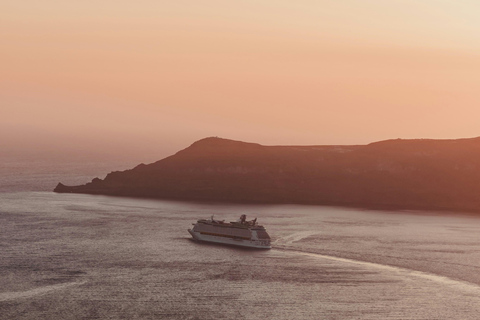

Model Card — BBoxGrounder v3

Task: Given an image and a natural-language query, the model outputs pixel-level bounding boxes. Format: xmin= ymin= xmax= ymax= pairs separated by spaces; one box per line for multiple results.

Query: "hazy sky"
xmin=2 ymin=1 xmax=480 ymax=160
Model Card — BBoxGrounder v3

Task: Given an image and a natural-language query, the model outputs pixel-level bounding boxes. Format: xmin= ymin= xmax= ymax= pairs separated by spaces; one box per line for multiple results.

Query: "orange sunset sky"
xmin=2 ymin=1 xmax=480 ymax=160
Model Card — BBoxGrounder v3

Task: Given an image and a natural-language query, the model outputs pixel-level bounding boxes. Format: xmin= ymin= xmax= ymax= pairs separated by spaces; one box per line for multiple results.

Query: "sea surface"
xmin=2 ymin=159 xmax=480 ymax=319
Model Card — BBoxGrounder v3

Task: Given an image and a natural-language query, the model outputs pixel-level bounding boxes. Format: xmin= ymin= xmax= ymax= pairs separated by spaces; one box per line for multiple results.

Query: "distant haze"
xmin=2 ymin=1 xmax=480 ymax=162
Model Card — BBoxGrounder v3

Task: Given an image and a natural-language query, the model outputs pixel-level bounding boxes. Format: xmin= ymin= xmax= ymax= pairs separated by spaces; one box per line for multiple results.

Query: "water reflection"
xmin=2 ymin=192 xmax=480 ymax=319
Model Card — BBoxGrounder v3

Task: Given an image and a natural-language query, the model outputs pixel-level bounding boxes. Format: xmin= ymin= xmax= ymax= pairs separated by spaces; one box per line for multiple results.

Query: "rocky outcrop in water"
xmin=54 ymin=136 xmax=480 ymax=212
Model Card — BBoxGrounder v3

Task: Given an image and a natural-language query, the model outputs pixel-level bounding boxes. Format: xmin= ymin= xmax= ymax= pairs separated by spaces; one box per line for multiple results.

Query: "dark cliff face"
xmin=54 ymin=136 xmax=480 ymax=212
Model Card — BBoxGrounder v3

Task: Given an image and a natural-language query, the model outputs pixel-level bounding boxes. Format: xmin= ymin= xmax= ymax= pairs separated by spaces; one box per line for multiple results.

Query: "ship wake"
xmin=277 ymin=248 xmax=480 ymax=295
xmin=0 ymin=281 xmax=87 ymax=302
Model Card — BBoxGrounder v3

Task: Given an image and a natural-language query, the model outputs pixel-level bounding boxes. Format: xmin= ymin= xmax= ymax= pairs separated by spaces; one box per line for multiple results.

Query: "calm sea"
xmin=2 ymin=158 xmax=480 ymax=319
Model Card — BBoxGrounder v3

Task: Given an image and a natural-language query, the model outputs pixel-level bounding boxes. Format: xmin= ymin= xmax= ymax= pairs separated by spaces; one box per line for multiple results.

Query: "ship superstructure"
xmin=188 ymin=214 xmax=271 ymax=249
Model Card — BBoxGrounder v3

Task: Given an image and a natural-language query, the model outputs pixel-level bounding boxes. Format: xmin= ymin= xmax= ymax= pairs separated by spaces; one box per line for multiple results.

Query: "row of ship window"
xmin=198 ymin=225 xmax=251 ymax=237
xmin=199 ymin=232 xmax=251 ymax=240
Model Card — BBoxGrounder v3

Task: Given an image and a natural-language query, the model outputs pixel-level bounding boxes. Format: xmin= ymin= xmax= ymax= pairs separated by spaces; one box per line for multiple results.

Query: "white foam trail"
xmin=274 ymin=231 xmax=320 ymax=245
xmin=291 ymin=250 xmax=480 ymax=294
xmin=0 ymin=281 xmax=86 ymax=302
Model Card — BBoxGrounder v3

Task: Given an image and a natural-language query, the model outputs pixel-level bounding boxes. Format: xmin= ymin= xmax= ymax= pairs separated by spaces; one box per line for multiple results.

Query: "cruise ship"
xmin=188 ymin=214 xmax=271 ymax=249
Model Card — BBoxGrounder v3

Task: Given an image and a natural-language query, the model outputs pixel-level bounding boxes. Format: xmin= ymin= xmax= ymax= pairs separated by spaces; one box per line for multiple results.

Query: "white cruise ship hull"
xmin=188 ymin=229 xmax=271 ymax=249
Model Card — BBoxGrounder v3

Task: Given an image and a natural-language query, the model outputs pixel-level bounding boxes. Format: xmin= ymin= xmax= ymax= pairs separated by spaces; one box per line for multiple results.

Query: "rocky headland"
xmin=55 ymin=136 xmax=480 ymax=213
